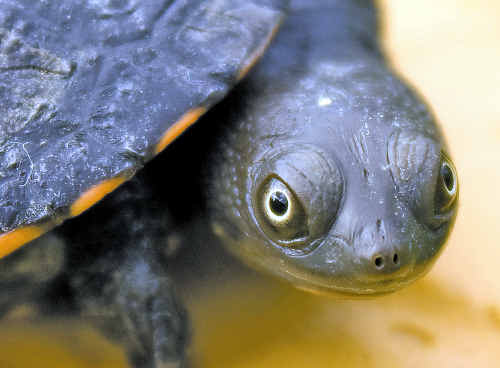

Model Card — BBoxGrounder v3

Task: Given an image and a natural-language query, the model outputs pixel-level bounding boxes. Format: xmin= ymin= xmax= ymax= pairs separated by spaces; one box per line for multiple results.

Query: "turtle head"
xmin=209 ymin=63 xmax=458 ymax=296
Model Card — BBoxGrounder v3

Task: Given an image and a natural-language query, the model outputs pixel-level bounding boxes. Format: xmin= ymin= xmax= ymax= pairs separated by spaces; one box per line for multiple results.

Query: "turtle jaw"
xmin=288 ymin=273 xmax=419 ymax=298
xmin=287 ymin=249 xmax=441 ymax=298
xmin=292 ymin=220 xmax=451 ymax=296
xmin=278 ymin=246 xmax=436 ymax=298
xmin=211 ymin=206 xmax=453 ymax=297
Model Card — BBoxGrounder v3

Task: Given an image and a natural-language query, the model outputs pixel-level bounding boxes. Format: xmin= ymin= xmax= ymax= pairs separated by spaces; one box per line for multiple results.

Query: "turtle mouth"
xmin=283 ymin=267 xmax=422 ymax=297
xmin=293 ymin=278 xmax=416 ymax=297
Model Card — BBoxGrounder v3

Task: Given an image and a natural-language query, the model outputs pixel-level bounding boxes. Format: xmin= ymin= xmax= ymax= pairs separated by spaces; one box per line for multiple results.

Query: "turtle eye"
xmin=267 ymin=190 xmax=289 ymax=219
xmin=257 ymin=177 xmax=308 ymax=245
xmin=435 ymin=154 xmax=458 ymax=213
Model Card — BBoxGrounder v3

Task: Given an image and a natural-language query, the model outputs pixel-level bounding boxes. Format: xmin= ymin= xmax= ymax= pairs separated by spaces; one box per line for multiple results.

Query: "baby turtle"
xmin=0 ymin=0 xmax=458 ymax=366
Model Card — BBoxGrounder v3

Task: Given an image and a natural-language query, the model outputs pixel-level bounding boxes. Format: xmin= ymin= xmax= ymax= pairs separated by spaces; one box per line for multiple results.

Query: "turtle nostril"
xmin=372 ymin=252 xmax=402 ymax=271
xmin=374 ymin=255 xmax=384 ymax=269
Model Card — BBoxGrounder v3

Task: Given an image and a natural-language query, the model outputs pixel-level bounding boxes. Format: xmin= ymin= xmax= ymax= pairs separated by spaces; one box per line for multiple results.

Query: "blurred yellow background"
xmin=1 ymin=0 xmax=499 ymax=367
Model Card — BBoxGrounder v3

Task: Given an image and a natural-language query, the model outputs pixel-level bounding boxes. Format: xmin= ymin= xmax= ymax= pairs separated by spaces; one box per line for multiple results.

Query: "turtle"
xmin=0 ymin=0 xmax=459 ymax=367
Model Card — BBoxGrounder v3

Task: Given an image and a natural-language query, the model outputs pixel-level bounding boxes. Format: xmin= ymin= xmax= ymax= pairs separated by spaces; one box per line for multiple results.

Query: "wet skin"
xmin=208 ymin=0 xmax=458 ymax=295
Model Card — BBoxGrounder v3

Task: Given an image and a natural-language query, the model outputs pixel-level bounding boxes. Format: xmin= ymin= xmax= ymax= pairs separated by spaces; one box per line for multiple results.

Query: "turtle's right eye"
xmin=267 ymin=190 xmax=289 ymax=218
xmin=250 ymin=146 xmax=343 ymax=251
xmin=256 ymin=177 xmax=309 ymax=245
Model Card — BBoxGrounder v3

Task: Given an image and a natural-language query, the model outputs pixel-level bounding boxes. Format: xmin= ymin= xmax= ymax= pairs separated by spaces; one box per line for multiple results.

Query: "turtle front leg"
xmin=58 ymin=177 xmax=189 ymax=367
xmin=78 ymin=251 xmax=188 ymax=368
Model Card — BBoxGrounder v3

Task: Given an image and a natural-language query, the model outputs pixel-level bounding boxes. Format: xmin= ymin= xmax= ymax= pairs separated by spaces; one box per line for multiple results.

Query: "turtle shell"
xmin=0 ymin=0 xmax=286 ymax=258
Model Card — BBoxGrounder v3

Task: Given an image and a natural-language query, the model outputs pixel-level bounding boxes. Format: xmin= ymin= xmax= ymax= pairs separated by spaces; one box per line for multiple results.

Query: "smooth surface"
xmin=0 ymin=0 xmax=499 ymax=366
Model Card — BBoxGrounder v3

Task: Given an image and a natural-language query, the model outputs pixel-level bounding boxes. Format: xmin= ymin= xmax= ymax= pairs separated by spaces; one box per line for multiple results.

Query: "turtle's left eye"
xmin=435 ymin=154 xmax=458 ymax=213
xmin=256 ymin=177 xmax=308 ymax=245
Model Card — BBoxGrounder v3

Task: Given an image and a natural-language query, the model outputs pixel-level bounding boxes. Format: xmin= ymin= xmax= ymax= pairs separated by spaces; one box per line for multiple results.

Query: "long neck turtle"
xmin=0 ymin=0 xmax=458 ymax=366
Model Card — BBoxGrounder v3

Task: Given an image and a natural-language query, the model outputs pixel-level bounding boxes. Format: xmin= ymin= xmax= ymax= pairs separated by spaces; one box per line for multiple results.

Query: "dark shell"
xmin=0 ymin=0 xmax=286 ymax=254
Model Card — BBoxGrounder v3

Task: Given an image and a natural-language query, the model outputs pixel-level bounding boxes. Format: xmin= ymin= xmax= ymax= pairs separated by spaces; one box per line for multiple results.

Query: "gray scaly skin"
xmin=208 ymin=0 xmax=458 ymax=295
xmin=0 ymin=0 xmax=458 ymax=367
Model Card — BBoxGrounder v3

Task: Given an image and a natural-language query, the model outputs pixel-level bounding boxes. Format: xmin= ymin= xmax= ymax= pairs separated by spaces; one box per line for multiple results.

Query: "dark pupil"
xmin=269 ymin=191 xmax=288 ymax=216
xmin=441 ymin=163 xmax=454 ymax=192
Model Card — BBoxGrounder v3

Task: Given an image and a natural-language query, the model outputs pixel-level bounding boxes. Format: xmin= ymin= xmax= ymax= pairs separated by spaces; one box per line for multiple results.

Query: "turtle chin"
xmin=285 ymin=266 xmax=425 ymax=298
xmin=271 ymin=236 xmax=447 ymax=298
xmin=212 ymin=221 xmax=447 ymax=298
xmin=258 ymin=258 xmax=428 ymax=298
xmin=248 ymin=255 xmax=434 ymax=298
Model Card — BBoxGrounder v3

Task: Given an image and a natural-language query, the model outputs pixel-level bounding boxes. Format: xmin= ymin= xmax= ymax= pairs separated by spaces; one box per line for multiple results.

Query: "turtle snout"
xmin=358 ymin=243 xmax=413 ymax=283
xmin=354 ymin=217 xmax=415 ymax=280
